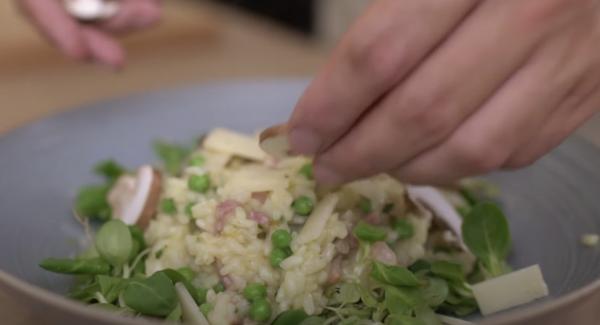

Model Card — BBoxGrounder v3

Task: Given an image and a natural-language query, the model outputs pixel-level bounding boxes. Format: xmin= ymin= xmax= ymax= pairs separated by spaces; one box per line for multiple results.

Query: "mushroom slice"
xmin=259 ymin=123 xmax=292 ymax=158
xmin=407 ymin=185 xmax=466 ymax=250
xmin=108 ymin=165 xmax=162 ymax=229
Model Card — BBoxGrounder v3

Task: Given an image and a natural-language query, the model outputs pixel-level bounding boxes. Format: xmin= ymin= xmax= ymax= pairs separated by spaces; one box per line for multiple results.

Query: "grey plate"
xmin=0 ymin=79 xmax=599 ymax=325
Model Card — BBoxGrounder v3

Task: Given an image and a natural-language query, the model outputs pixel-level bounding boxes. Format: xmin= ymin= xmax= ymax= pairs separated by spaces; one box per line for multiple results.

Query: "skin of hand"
xmin=16 ymin=0 xmax=162 ymax=68
xmin=288 ymin=0 xmax=600 ymax=185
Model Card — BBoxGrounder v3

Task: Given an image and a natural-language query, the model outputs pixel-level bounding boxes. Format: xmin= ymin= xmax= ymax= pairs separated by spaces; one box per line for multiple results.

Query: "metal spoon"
xmin=63 ymin=0 xmax=119 ymax=21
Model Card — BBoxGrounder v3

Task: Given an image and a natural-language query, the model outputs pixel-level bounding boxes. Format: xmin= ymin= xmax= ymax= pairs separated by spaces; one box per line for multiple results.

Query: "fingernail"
xmin=314 ymin=163 xmax=344 ymax=185
xmin=289 ymin=128 xmax=322 ymax=155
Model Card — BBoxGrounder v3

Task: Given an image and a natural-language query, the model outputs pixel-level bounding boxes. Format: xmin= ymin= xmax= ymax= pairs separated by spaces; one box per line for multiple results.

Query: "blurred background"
xmin=0 ymin=0 xmax=369 ymax=134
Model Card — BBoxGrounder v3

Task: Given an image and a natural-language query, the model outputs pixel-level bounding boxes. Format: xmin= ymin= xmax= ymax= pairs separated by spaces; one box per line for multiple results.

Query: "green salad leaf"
xmin=95 ymin=220 xmax=133 ymax=268
xmin=75 ymin=185 xmax=111 ymax=221
xmin=39 ymin=258 xmax=110 ymax=275
xmin=371 ymin=262 xmax=420 ymax=287
xmin=461 ymin=202 xmax=511 ymax=278
xmin=421 ymin=277 xmax=449 ymax=308
xmin=272 ymin=309 xmax=309 ymax=325
xmin=123 ymin=271 xmax=178 ymax=317
xmin=153 ymin=141 xmax=191 ymax=176
xmin=94 ymin=160 xmax=126 ymax=183
xmin=97 ymin=275 xmax=128 ymax=304
xmin=430 ymin=261 xmax=464 ymax=283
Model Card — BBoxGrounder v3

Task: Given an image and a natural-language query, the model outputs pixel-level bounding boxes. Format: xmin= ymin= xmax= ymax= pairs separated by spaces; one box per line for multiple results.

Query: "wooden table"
xmin=0 ymin=0 xmax=324 ymax=134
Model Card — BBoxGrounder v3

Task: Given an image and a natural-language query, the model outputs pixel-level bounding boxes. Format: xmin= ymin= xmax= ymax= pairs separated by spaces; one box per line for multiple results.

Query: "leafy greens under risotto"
xmin=40 ymin=128 xmax=548 ymax=325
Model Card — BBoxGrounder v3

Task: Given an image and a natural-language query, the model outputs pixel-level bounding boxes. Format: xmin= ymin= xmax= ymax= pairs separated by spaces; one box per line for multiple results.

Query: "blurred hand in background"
xmin=17 ymin=0 xmax=162 ymax=68
xmin=290 ymin=0 xmax=600 ymax=185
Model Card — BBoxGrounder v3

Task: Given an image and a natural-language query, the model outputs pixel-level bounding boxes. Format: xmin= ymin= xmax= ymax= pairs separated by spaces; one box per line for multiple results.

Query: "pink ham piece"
xmin=364 ymin=213 xmax=383 ymax=225
xmin=248 ymin=211 xmax=270 ymax=225
xmin=327 ymin=256 xmax=344 ymax=285
xmin=215 ymin=200 xmax=241 ymax=233
xmin=371 ymin=241 xmax=398 ymax=265
xmin=251 ymin=191 xmax=270 ymax=204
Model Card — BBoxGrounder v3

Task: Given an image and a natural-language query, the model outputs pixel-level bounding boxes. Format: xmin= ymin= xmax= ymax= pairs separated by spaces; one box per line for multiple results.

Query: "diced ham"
xmin=251 ymin=191 xmax=270 ymax=204
xmin=215 ymin=200 xmax=240 ymax=233
xmin=364 ymin=213 xmax=382 ymax=225
xmin=371 ymin=241 xmax=398 ymax=265
xmin=222 ymin=275 xmax=235 ymax=290
xmin=248 ymin=210 xmax=270 ymax=225
xmin=327 ymin=256 xmax=344 ymax=285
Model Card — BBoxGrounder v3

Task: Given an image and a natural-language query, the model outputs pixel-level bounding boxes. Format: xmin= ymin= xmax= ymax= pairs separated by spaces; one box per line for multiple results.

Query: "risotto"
xmin=40 ymin=128 xmax=548 ymax=325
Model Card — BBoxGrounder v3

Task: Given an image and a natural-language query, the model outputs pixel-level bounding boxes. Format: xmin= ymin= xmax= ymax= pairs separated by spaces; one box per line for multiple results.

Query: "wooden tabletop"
xmin=0 ymin=0 xmax=324 ymax=134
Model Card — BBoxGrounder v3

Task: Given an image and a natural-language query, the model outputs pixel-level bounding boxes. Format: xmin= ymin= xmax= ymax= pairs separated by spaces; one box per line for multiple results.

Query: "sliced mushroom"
xmin=407 ymin=185 xmax=467 ymax=250
xmin=259 ymin=123 xmax=292 ymax=158
xmin=108 ymin=165 xmax=162 ymax=229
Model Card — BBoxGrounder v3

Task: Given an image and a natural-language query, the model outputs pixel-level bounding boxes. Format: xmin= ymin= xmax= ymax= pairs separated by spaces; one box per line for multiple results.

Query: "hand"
xmin=288 ymin=0 xmax=600 ymax=185
xmin=17 ymin=0 xmax=162 ymax=68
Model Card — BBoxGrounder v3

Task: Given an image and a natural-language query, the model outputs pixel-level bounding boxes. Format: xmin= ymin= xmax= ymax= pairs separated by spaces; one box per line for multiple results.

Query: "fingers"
xmin=287 ymin=0 xmax=478 ymax=155
xmin=101 ymin=0 xmax=162 ymax=33
xmin=313 ymin=0 xmax=550 ymax=184
xmin=81 ymin=27 xmax=126 ymax=68
xmin=18 ymin=0 xmax=87 ymax=59
xmin=392 ymin=20 xmax=600 ymax=184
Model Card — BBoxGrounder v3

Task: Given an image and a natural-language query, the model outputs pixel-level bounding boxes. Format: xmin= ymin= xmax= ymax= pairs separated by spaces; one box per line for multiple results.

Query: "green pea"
xmin=188 ymin=174 xmax=210 ymax=193
xmin=161 ymin=198 xmax=177 ymax=215
xmin=353 ymin=221 xmax=387 ymax=243
xmin=213 ymin=282 xmax=225 ymax=293
xmin=249 ymin=299 xmax=272 ymax=322
xmin=199 ymin=303 xmax=213 ymax=316
xmin=271 ymin=229 xmax=292 ymax=249
xmin=185 ymin=203 xmax=195 ymax=218
xmin=189 ymin=154 xmax=206 ymax=167
xmin=358 ymin=197 xmax=372 ymax=213
xmin=176 ymin=267 xmax=196 ymax=282
xmin=292 ymin=196 xmax=314 ymax=216
xmin=270 ymin=248 xmax=289 ymax=268
xmin=298 ymin=163 xmax=313 ymax=179
xmin=196 ymin=288 xmax=209 ymax=305
xmin=393 ymin=219 xmax=414 ymax=240
xmin=244 ymin=283 xmax=267 ymax=302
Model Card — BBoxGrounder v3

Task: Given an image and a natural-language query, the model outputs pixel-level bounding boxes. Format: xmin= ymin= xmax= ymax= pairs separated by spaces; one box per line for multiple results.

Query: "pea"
xmin=292 ymin=196 xmax=314 ymax=216
xmin=298 ymin=163 xmax=313 ymax=179
xmin=249 ymin=299 xmax=272 ymax=322
xmin=358 ymin=197 xmax=372 ymax=213
xmin=188 ymin=174 xmax=210 ymax=193
xmin=196 ymin=287 xmax=209 ymax=305
xmin=185 ymin=203 xmax=195 ymax=218
xmin=161 ymin=198 xmax=177 ymax=215
xmin=353 ymin=221 xmax=387 ymax=243
xmin=270 ymin=248 xmax=289 ymax=268
xmin=177 ymin=267 xmax=196 ymax=282
xmin=199 ymin=303 xmax=213 ymax=316
xmin=271 ymin=229 xmax=292 ymax=249
xmin=393 ymin=219 xmax=414 ymax=240
xmin=189 ymin=154 xmax=206 ymax=167
xmin=244 ymin=283 xmax=267 ymax=302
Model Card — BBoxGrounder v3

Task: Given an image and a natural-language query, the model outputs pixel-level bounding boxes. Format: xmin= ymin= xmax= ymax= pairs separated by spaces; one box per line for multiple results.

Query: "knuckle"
xmin=396 ymin=93 xmax=453 ymax=140
xmin=511 ymin=0 xmax=574 ymax=29
xmin=344 ymin=21 xmax=405 ymax=86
